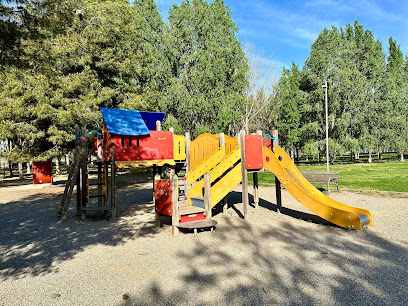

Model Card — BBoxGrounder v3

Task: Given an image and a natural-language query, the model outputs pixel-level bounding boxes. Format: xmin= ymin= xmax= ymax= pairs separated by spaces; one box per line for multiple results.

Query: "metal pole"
xmin=323 ymin=80 xmax=329 ymax=171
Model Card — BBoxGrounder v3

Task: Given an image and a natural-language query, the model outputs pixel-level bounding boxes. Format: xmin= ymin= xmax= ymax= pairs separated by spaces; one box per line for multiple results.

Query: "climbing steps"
xmin=82 ymin=160 xmax=110 ymax=214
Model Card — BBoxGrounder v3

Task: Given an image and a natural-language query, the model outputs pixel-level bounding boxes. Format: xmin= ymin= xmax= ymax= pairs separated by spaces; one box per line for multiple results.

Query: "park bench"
xmin=301 ymin=171 xmax=339 ymax=194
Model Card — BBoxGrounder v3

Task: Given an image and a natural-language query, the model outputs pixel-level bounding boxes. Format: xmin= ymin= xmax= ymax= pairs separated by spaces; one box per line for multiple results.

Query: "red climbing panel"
xmin=104 ymin=131 xmax=174 ymax=162
xmin=32 ymin=159 xmax=53 ymax=184
xmin=263 ymin=137 xmax=273 ymax=150
xmin=154 ymin=179 xmax=173 ymax=216
xmin=244 ymin=135 xmax=264 ymax=170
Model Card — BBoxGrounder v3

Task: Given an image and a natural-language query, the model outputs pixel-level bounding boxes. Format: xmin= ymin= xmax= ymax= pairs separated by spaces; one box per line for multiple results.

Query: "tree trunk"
xmin=401 ymin=152 xmax=405 ymax=162
xmin=355 ymin=152 xmax=359 ymax=160
xmin=18 ymin=162 xmax=24 ymax=179
xmin=55 ymin=157 xmax=61 ymax=175
xmin=290 ymin=149 xmax=295 ymax=161
xmin=295 ymin=148 xmax=299 ymax=163
xmin=318 ymin=152 xmax=321 ymax=163
xmin=26 ymin=161 xmax=32 ymax=174
xmin=368 ymin=151 xmax=372 ymax=163
xmin=65 ymin=154 xmax=70 ymax=168
xmin=8 ymin=160 xmax=13 ymax=177
xmin=350 ymin=152 xmax=353 ymax=161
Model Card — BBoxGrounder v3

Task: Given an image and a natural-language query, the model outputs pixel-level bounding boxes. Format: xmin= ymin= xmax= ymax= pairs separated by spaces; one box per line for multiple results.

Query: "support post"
xmin=218 ymin=133 xmax=228 ymax=213
xmin=204 ymin=172 xmax=212 ymax=219
xmin=111 ymin=137 xmax=116 ymax=219
xmin=272 ymin=130 xmax=279 ymax=149
xmin=81 ymin=127 xmax=87 ymax=220
xmin=239 ymin=130 xmax=249 ymax=219
xmin=169 ymin=128 xmax=175 ymax=177
xmin=185 ymin=132 xmax=191 ymax=199
xmin=156 ymin=120 xmax=161 ymax=131
xmin=75 ymin=129 xmax=81 ymax=216
xmin=185 ymin=132 xmax=191 ymax=173
xmin=171 ymin=174 xmax=179 ymax=236
xmin=272 ymin=130 xmax=282 ymax=212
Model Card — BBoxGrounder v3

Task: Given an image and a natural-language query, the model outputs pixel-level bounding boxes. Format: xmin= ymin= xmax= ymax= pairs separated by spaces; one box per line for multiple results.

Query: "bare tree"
xmin=232 ymin=42 xmax=277 ymax=135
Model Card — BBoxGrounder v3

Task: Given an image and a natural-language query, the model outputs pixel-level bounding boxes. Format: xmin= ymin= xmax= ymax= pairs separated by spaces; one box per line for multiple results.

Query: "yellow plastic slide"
xmin=263 ymin=146 xmax=372 ymax=230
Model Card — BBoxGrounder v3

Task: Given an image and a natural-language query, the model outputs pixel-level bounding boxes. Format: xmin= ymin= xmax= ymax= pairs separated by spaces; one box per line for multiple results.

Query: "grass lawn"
xmin=249 ymin=161 xmax=408 ymax=193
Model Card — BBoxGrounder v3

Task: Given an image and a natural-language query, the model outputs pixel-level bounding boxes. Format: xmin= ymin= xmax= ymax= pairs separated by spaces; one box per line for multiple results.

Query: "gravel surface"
xmin=0 ymin=174 xmax=407 ymax=305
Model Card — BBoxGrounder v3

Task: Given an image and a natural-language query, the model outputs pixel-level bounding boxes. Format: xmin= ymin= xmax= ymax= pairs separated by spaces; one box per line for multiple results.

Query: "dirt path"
xmin=0 ymin=175 xmax=407 ymax=305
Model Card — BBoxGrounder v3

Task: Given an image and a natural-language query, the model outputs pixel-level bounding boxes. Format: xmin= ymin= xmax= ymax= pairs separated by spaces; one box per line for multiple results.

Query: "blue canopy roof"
xmin=99 ymin=108 xmax=148 ymax=136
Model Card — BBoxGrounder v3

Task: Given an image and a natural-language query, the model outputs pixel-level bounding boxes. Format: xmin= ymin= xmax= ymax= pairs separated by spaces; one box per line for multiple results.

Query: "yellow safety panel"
xmin=173 ymin=135 xmax=186 ymax=160
xmin=273 ymin=146 xmax=373 ymax=226
xmin=187 ymin=146 xmax=226 ymax=185
xmin=210 ymin=162 xmax=242 ymax=207
xmin=225 ymin=135 xmax=238 ymax=154
xmin=190 ymin=133 xmax=220 ymax=168
xmin=187 ymin=147 xmax=241 ymax=205
xmin=263 ymin=147 xmax=372 ymax=230
xmin=115 ymin=159 xmax=175 ymax=168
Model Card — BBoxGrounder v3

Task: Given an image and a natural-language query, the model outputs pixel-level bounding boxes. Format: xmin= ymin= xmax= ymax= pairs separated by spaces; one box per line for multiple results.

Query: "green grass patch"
xmin=249 ymin=161 xmax=408 ymax=193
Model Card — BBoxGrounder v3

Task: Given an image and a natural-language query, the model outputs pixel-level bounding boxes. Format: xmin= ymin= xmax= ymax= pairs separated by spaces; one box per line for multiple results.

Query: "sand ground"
xmin=0 ymin=173 xmax=407 ymax=305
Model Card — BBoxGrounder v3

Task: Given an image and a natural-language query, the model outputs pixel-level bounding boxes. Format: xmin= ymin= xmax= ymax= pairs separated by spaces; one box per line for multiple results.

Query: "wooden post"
xmin=272 ymin=130 xmax=282 ymax=212
xmin=156 ymin=120 xmax=161 ymax=131
xmin=154 ymin=174 xmax=161 ymax=227
xmin=239 ymin=130 xmax=249 ymax=219
xmin=169 ymin=128 xmax=175 ymax=177
xmin=253 ymin=130 xmax=262 ymax=209
xmin=204 ymin=172 xmax=212 ymax=220
xmin=185 ymin=132 xmax=191 ymax=173
xmin=103 ymin=162 xmax=108 ymax=207
xmin=171 ymin=174 xmax=179 ymax=236
xmin=185 ymin=132 xmax=191 ymax=198
xmin=76 ymin=168 xmax=81 ymax=216
xmin=218 ymin=133 xmax=228 ymax=214
xmin=81 ymin=127 xmax=87 ymax=220
xmin=111 ymin=137 xmax=116 ymax=219
xmin=272 ymin=130 xmax=279 ymax=149
xmin=75 ymin=129 xmax=81 ymax=216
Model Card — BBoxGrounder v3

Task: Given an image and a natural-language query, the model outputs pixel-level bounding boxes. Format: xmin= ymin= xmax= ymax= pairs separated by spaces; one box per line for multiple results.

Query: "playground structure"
xmin=59 ymin=107 xmax=372 ymax=234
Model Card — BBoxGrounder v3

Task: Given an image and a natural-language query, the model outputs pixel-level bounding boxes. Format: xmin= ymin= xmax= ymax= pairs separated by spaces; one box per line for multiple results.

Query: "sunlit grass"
xmin=249 ymin=161 xmax=408 ymax=193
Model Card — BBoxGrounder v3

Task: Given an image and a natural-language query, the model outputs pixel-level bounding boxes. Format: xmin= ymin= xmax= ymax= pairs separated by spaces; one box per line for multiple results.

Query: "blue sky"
xmin=156 ymin=0 xmax=408 ymax=73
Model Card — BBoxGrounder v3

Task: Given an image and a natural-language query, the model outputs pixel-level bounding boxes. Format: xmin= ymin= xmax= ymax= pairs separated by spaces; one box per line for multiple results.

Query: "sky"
xmin=156 ymin=0 xmax=408 ymax=74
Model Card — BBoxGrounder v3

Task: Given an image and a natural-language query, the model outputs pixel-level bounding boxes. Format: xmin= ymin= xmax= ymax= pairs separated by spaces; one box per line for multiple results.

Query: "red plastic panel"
xmin=245 ymin=135 xmax=264 ymax=170
xmin=154 ymin=179 xmax=173 ymax=216
xmin=263 ymin=137 xmax=272 ymax=150
xmin=111 ymin=131 xmax=173 ymax=162
xmin=33 ymin=159 xmax=53 ymax=184
xmin=180 ymin=213 xmax=206 ymax=223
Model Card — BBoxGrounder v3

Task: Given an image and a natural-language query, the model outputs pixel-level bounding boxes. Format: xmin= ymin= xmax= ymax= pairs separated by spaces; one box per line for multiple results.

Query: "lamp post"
xmin=322 ymin=80 xmax=329 ymax=171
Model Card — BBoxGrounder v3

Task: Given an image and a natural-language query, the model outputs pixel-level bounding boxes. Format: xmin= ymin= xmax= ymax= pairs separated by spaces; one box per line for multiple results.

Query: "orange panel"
xmin=244 ymin=135 xmax=264 ymax=170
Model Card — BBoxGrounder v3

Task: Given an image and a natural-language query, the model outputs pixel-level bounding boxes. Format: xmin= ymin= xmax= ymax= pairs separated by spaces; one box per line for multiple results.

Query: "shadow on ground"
xmin=0 ymin=177 xmax=158 ymax=280
xmin=121 ymin=216 xmax=408 ymax=305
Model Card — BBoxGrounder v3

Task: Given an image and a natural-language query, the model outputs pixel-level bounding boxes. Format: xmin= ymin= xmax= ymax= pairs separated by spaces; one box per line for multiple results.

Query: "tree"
xmin=0 ymin=0 xmax=160 ymax=167
xmin=159 ymin=0 xmax=248 ymax=137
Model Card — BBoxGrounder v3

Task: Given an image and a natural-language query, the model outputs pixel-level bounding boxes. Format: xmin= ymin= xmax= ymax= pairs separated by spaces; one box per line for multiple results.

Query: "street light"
xmin=322 ymin=80 xmax=329 ymax=171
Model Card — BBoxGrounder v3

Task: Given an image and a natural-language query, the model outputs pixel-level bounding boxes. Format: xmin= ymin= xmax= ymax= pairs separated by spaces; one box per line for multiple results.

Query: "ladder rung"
xmin=89 ymin=182 xmax=105 ymax=186
xmin=89 ymin=194 xmax=105 ymax=198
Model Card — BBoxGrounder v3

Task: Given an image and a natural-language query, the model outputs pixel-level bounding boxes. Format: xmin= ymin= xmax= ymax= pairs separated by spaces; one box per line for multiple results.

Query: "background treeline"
xmin=0 ymin=1 xmax=407 ymax=176
xmin=276 ymin=21 xmax=408 ymax=164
